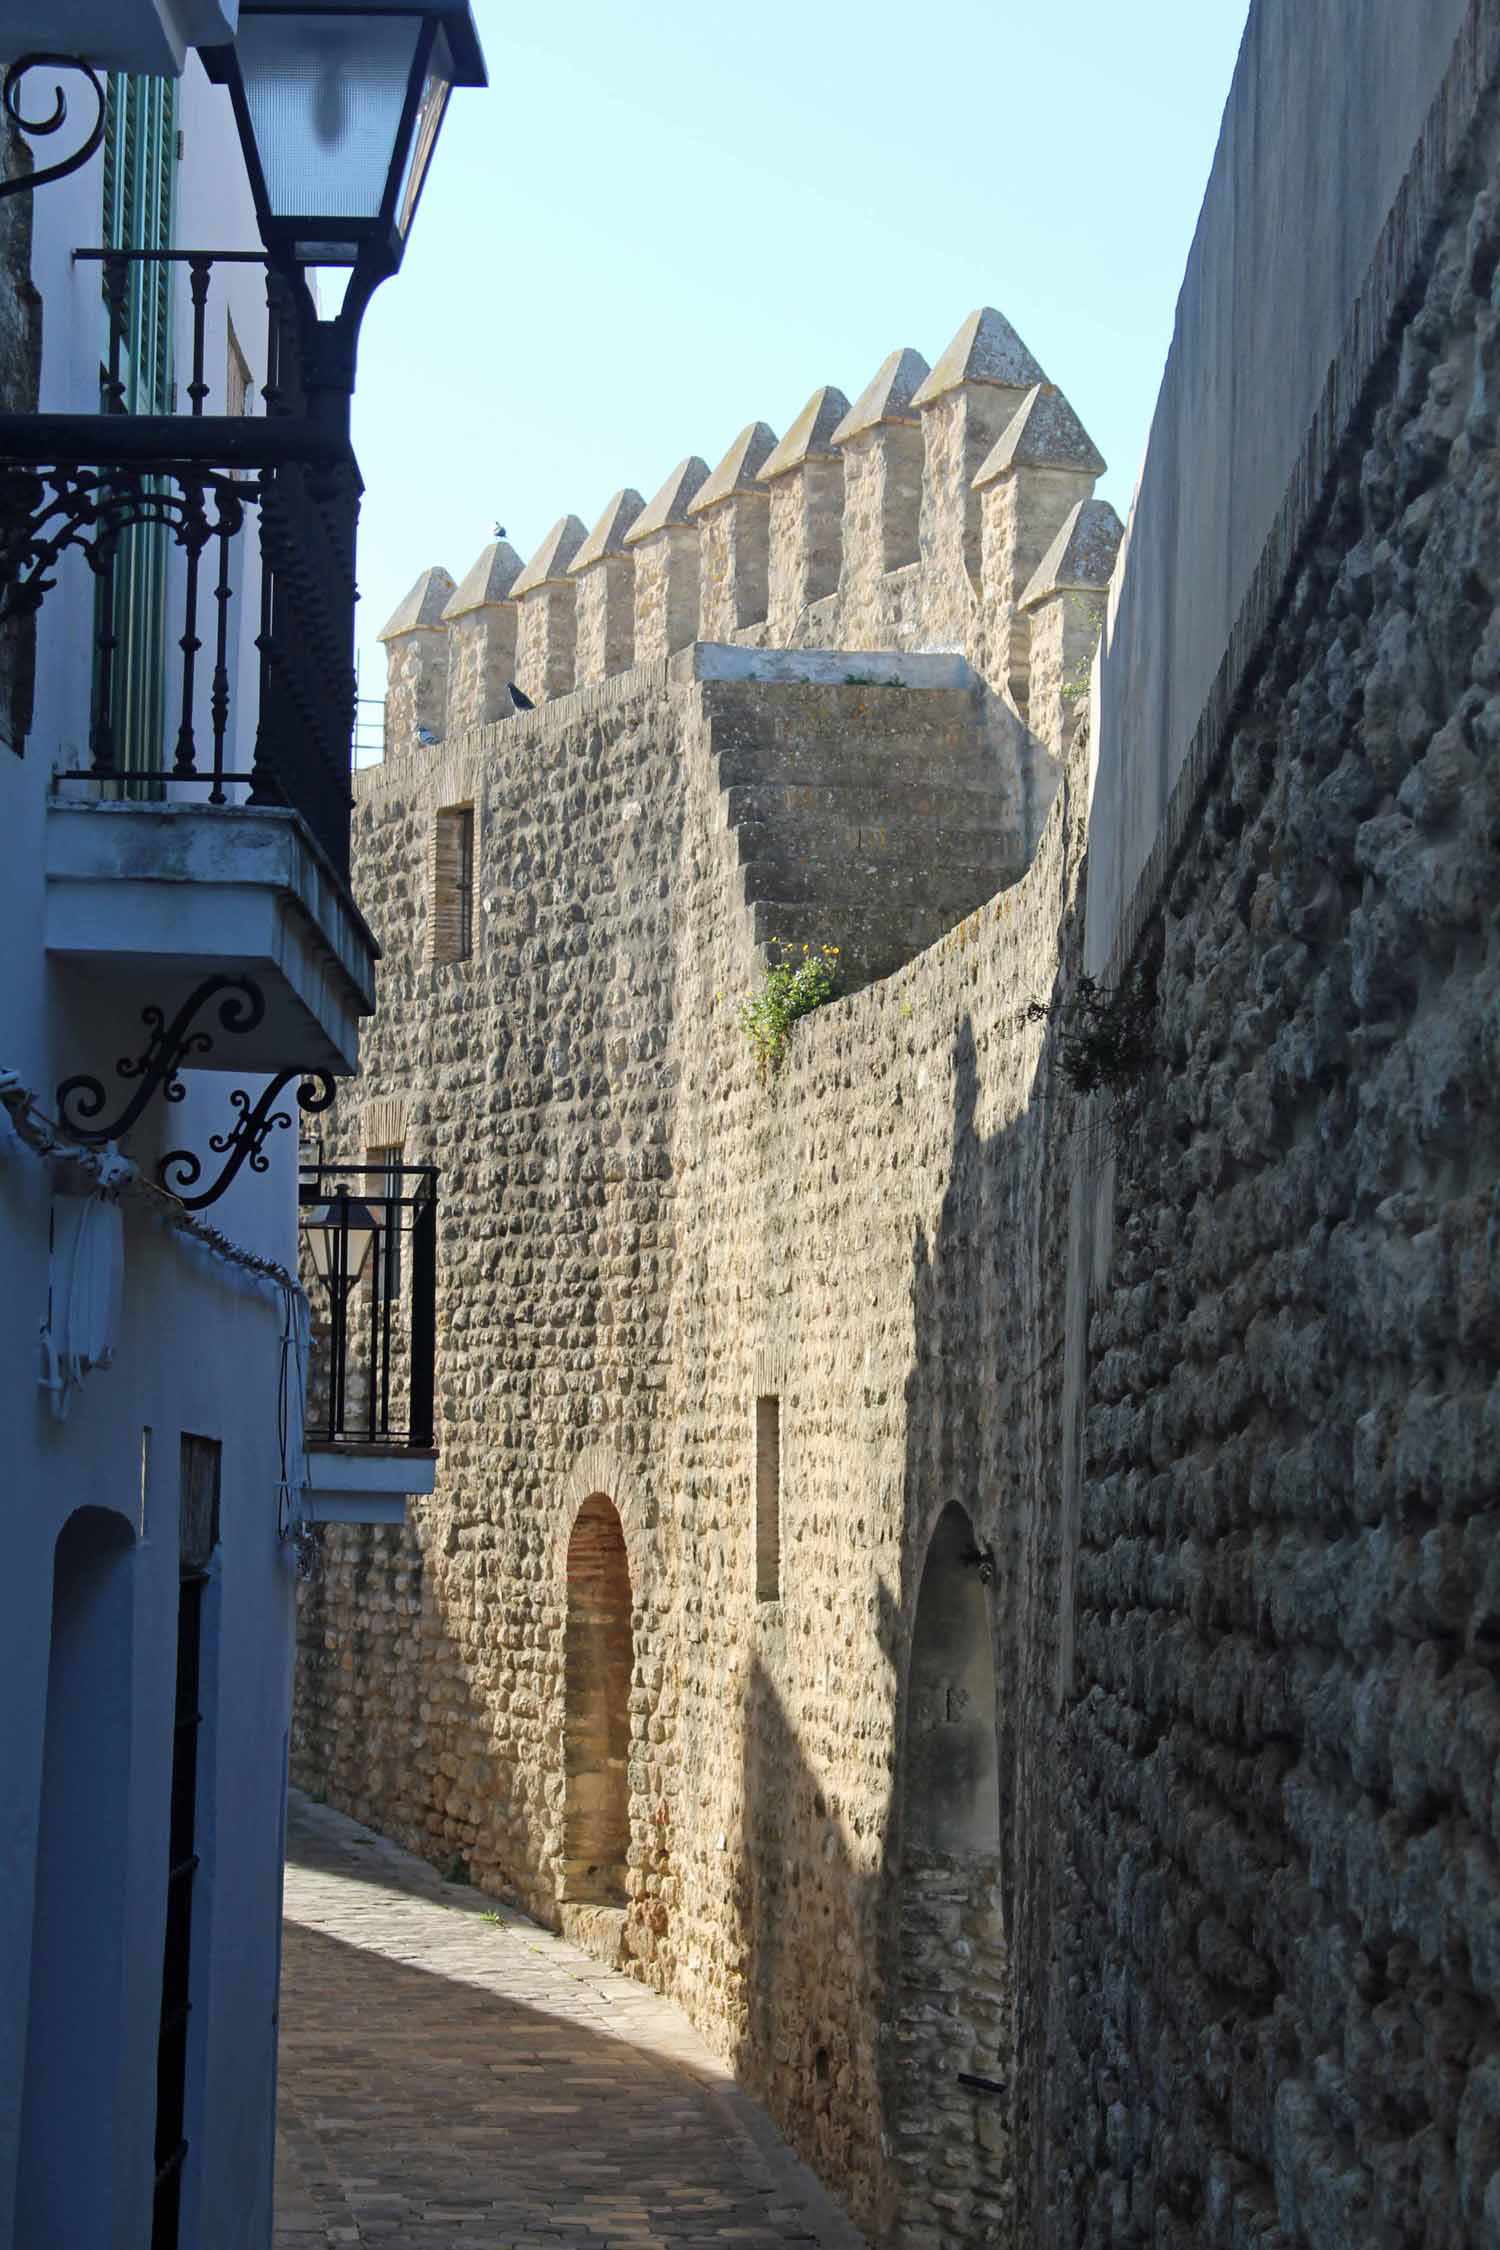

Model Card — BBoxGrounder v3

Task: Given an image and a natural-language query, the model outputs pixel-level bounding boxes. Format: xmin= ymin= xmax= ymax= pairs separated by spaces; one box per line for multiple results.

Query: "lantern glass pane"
xmin=235 ymin=12 xmax=422 ymax=224
xmin=394 ymin=26 xmax=453 ymax=240
xmin=302 ymin=1203 xmax=336 ymax=1283
xmin=345 ymin=1209 xmax=378 ymax=1282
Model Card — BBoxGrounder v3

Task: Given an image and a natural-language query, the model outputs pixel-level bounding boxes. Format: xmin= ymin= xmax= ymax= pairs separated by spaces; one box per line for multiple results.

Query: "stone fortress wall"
xmin=294 ymin=10 xmax=1500 ymax=2247
xmin=297 ymin=304 xmax=1115 ymax=2250
xmin=378 ymin=304 xmax=1117 ymax=878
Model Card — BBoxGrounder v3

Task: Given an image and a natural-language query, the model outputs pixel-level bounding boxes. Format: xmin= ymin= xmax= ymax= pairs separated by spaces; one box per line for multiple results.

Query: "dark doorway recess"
xmin=562 ymin=1494 xmax=633 ymax=1905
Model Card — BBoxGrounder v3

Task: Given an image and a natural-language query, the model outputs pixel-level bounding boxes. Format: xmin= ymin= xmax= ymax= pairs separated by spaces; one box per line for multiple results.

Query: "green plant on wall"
xmin=1061 ymin=657 xmax=1094 ymax=705
xmin=739 ymin=941 xmax=841 ymax=1080
xmin=1024 ymin=967 xmax=1156 ymax=1097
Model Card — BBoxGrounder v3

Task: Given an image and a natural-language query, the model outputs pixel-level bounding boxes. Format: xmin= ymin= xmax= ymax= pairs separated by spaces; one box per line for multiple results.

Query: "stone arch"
xmin=561 ymin=1493 xmax=633 ymax=1906
xmin=562 ymin=1442 xmax=653 ymax=1544
xmin=887 ymin=1501 xmax=1010 ymax=2250
xmin=904 ymin=1500 xmax=1001 ymax=1856
xmin=16 ymin=1506 xmax=136 ymax=2248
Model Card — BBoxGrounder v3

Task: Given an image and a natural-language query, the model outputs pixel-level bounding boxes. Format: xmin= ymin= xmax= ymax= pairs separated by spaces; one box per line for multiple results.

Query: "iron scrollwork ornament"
xmin=56 ymin=974 xmax=266 ymax=1143
xmin=0 ymin=56 xmax=107 ymax=203
xmin=0 ymin=462 xmax=255 ymax=634
xmin=158 ymin=1069 xmax=336 ymax=1211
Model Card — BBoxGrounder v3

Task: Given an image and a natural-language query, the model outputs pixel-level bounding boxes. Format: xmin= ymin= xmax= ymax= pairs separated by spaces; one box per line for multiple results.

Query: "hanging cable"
xmin=0 ymin=1065 xmax=303 ymax=1296
xmin=2 ymin=1064 xmax=315 ymax=1533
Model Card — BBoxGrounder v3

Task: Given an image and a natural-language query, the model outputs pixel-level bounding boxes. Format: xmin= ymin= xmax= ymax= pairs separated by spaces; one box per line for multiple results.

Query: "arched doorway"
xmin=16 ymin=1506 xmax=136 ymax=2249
xmin=889 ymin=1503 xmax=1010 ymax=2249
xmin=906 ymin=1504 xmax=1002 ymax=1854
xmin=562 ymin=1495 xmax=633 ymax=1905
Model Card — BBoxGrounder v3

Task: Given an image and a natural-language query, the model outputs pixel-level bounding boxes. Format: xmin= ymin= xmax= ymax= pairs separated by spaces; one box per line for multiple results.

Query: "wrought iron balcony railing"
xmin=0 ymin=249 xmax=360 ymax=880
xmin=299 ymin=1161 xmax=437 ymax=1453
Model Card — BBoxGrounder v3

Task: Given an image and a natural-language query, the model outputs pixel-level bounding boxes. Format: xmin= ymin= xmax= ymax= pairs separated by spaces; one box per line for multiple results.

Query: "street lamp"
xmin=303 ymin=1186 xmax=380 ymax=1300
xmin=302 ymin=1183 xmax=381 ymax=1437
xmin=203 ymin=0 xmax=486 ymax=417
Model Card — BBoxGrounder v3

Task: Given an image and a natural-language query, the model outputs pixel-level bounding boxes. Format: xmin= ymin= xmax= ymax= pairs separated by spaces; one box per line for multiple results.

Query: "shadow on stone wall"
xmin=880 ymin=881 xmax=1082 ymax=2250
xmin=718 ymin=839 xmax=1085 ymax=2249
xmin=734 ymin=1648 xmax=888 ymax=2215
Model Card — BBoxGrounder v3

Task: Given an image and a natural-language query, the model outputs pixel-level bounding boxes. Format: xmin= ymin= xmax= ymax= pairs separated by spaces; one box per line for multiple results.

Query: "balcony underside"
xmin=46 ymin=800 xmax=377 ymax=1074
xmin=0 ymin=0 xmax=234 ymax=73
xmin=303 ymin=1442 xmax=437 ymax=1526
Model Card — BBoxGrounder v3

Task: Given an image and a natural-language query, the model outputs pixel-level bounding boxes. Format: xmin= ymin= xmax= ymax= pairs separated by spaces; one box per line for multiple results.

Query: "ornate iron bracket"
xmin=0 ymin=56 xmax=106 ymax=203
xmin=0 ymin=460 xmax=255 ymax=632
xmin=159 ymin=1069 xmax=335 ymax=1210
xmin=56 ymin=974 xmax=266 ymax=1142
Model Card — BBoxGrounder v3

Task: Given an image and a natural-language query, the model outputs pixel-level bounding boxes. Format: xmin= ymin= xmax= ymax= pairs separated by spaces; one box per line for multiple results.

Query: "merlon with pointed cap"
xmin=511 ymin=516 xmax=588 ymax=598
xmin=442 ymin=541 xmax=523 ymax=621
xmin=757 ymin=387 xmax=852 ymax=482
xmin=910 ymin=308 xmax=1046 ymax=408
xmin=1020 ymin=499 xmax=1124 ymax=608
xmin=973 ymin=385 xmax=1105 ymax=489
xmin=688 ymin=423 xmax=780 ymax=516
xmin=570 ymin=490 xmax=646 ymax=573
xmin=379 ymin=566 xmax=456 ymax=641
xmin=625 ymin=457 xmax=711 ymax=544
xmin=831 ymin=348 xmax=930 ymax=445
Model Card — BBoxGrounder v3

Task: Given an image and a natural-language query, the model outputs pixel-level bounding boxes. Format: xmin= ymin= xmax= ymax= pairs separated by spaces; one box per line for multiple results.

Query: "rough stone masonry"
xmin=294 ymin=15 xmax=1500 ymax=2246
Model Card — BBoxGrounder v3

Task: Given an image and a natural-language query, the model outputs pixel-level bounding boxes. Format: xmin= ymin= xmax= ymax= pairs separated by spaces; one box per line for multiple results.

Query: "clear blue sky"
xmin=349 ymin=0 xmax=1252 ymax=712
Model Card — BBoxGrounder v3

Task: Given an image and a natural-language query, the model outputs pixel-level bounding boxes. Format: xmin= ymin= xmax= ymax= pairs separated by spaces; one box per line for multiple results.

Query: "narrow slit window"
xmin=432 ymin=804 xmax=475 ymax=962
xmin=755 ymin=1394 xmax=781 ymax=1602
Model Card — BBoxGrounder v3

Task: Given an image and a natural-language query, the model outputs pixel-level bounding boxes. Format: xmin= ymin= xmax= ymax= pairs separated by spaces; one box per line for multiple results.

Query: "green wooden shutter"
xmin=96 ymin=75 xmax=177 ymax=787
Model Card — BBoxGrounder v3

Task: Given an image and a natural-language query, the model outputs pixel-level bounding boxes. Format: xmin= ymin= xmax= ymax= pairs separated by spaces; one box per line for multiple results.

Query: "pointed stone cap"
xmin=1020 ymin=498 xmax=1124 ymax=609
xmin=378 ymin=565 xmax=456 ymax=641
xmin=757 ymin=386 xmax=852 ymax=482
xmin=973 ymin=384 xmax=1106 ymax=489
xmin=624 ymin=456 xmax=711 ymax=545
xmin=441 ymin=540 xmax=523 ymax=620
xmin=688 ymin=422 xmax=780 ymax=516
xmin=831 ymin=348 xmax=931 ymax=445
xmin=570 ymin=489 xmax=646 ymax=573
xmin=910 ymin=308 xmax=1046 ymax=407
xmin=511 ymin=515 xmax=588 ymax=598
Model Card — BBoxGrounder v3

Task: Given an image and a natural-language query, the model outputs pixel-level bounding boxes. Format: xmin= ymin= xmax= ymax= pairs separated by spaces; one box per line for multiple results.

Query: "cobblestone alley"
xmin=273 ymin=1794 xmax=864 ymax=2249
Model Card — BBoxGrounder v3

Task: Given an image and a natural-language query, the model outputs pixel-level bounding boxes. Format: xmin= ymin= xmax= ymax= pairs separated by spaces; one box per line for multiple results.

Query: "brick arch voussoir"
xmin=558 ymin=1443 xmax=655 ymax=1600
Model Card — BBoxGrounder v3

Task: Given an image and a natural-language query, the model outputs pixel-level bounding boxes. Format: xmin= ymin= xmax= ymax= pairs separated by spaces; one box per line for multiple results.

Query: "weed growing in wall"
xmin=1024 ymin=967 xmax=1156 ymax=1098
xmin=739 ymin=942 xmax=841 ymax=1081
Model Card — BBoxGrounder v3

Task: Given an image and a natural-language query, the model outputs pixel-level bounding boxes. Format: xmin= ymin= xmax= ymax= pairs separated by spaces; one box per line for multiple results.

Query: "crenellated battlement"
xmin=379 ymin=306 xmax=1123 ymax=759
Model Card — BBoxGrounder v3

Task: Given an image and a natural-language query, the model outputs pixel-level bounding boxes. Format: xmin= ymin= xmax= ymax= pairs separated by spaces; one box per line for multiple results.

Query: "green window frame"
xmin=95 ymin=74 xmax=176 ymax=789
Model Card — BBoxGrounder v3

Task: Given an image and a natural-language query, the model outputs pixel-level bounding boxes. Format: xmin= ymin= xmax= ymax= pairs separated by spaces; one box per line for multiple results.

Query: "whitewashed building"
xmin=0 ymin=2 xmax=481 ymax=2242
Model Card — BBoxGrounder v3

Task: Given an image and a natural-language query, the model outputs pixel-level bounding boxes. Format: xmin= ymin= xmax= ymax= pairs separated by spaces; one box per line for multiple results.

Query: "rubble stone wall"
xmin=293 ymin=643 xmax=1089 ymax=2247
xmin=1047 ymin=94 xmax=1500 ymax=2250
xmin=296 ymin=20 xmax=1500 ymax=2250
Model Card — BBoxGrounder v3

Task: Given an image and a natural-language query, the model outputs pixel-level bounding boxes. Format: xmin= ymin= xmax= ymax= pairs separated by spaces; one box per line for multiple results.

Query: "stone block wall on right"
xmin=1046 ymin=83 xmax=1500 ymax=2249
xmin=291 ymin=7 xmax=1500 ymax=2247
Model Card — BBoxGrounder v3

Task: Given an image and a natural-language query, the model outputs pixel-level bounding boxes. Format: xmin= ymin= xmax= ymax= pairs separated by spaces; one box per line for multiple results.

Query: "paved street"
xmin=274 ymin=1793 xmax=864 ymax=2249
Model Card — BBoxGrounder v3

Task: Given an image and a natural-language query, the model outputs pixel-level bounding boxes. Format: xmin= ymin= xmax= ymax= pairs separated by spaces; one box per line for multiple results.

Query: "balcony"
xmin=3 ymin=250 xmax=376 ymax=1075
xmin=299 ymin=1161 xmax=439 ymax=1524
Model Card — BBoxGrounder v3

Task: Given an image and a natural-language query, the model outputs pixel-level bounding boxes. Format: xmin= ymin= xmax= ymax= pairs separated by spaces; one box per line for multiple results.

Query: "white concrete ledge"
xmin=303 ymin=1442 xmax=436 ymax=1525
xmin=45 ymin=801 xmax=377 ymax=1075
xmin=0 ymin=0 xmax=237 ymax=74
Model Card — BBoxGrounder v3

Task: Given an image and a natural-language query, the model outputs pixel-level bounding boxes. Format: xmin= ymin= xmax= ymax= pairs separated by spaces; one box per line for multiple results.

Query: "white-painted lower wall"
xmin=1 ymin=842 xmax=304 ymax=2250
xmin=0 ymin=58 xmax=311 ymax=2250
